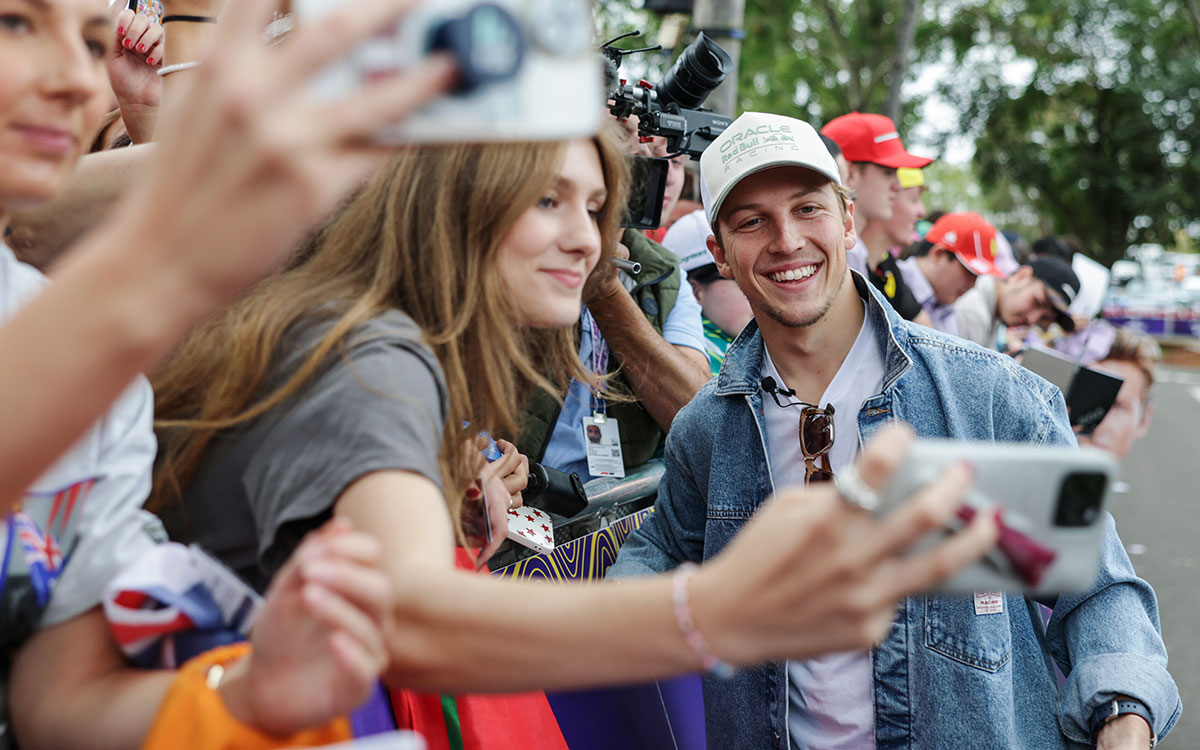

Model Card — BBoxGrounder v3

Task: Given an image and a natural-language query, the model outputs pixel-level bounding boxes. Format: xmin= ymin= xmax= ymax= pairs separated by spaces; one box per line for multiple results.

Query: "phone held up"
xmin=290 ymin=0 xmax=603 ymax=143
xmin=878 ymin=440 xmax=1117 ymax=596
xmin=127 ymin=0 xmax=164 ymax=24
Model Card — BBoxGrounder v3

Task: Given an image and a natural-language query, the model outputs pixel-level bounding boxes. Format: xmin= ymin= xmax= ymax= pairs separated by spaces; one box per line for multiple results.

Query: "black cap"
xmin=1027 ymin=257 xmax=1081 ymax=332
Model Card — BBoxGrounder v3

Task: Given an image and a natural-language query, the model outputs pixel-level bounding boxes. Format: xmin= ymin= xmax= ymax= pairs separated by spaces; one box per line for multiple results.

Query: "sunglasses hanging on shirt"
xmin=761 ymin=377 xmax=836 ymax=486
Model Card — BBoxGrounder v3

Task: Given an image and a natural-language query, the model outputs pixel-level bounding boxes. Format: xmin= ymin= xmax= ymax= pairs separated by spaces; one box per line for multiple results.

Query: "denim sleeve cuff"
xmin=1058 ymin=651 xmax=1183 ymax=743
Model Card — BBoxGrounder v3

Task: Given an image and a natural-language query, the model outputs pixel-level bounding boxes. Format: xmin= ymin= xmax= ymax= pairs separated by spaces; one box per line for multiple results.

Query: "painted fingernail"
xmin=137 ymin=43 xmax=145 ymax=51
xmin=123 ymin=38 xmax=132 ymax=48
xmin=466 ymin=487 xmax=481 ymax=500
xmin=146 ymin=57 xmax=155 ymax=65
xmin=117 ymin=26 xmax=124 ymax=35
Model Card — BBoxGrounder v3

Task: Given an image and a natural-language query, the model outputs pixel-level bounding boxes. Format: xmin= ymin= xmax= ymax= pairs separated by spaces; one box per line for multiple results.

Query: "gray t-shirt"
xmin=159 ymin=310 xmax=448 ymax=592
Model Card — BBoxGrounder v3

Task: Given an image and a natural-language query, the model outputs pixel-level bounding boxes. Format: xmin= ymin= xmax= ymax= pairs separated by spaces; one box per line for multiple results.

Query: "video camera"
xmin=603 ymin=31 xmax=734 ymax=159
xmin=604 ymin=31 xmax=734 ymax=229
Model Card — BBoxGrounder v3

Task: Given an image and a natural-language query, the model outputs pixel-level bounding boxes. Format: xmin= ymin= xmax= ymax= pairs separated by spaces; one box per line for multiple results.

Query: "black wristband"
xmin=1089 ymin=699 xmax=1156 ymax=747
xmin=162 ymin=14 xmax=217 ymax=23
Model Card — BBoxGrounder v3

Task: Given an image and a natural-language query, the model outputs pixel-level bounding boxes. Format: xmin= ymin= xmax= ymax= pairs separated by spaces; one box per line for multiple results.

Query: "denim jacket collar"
xmin=714 ymin=270 xmax=914 ymax=398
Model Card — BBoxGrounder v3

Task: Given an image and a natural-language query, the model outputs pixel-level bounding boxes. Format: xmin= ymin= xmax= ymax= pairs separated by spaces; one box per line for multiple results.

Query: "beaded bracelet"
xmin=671 ymin=562 xmax=735 ymax=678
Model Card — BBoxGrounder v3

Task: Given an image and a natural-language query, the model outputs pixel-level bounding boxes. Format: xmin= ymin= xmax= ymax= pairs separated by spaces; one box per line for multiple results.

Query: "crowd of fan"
xmin=0 ymin=1 xmax=1179 ymax=749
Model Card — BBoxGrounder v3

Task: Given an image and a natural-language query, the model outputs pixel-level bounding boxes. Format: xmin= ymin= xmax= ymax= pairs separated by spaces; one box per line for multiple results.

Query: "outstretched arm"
xmin=10 ymin=521 xmax=391 ymax=749
xmin=335 ymin=426 xmax=999 ymax=694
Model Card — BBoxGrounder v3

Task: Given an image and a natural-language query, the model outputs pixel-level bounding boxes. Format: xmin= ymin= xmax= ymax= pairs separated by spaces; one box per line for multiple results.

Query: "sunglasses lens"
xmin=807 ymin=468 xmax=835 ymax=484
xmin=802 ymin=412 xmax=833 ymax=454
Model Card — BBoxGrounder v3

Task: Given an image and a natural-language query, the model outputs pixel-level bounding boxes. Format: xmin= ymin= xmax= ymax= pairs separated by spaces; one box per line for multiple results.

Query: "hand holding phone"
xmin=878 ymin=439 xmax=1116 ymax=595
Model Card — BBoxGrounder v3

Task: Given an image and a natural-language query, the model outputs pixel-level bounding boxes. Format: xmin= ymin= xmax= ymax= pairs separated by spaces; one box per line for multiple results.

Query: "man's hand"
xmin=219 ymin=519 xmax=390 ymax=736
xmin=1096 ymin=713 xmax=1154 ymax=750
xmin=583 ymin=242 xmax=629 ymax=306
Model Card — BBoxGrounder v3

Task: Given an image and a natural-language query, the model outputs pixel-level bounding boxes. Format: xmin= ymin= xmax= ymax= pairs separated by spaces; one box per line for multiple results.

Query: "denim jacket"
xmin=609 ymin=274 xmax=1180 ymax=750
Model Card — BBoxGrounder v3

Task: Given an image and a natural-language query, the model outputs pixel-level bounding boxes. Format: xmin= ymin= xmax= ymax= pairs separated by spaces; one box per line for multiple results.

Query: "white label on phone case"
xmin=973 ymin=591 xmax=1004 ymax=615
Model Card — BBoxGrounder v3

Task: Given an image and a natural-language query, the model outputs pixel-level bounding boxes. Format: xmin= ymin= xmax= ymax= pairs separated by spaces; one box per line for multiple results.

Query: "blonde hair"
xmin=1102 ymin=328 xmax=1161 ymax=404
xmin=151 ymin=126 xmax=630 ymax=531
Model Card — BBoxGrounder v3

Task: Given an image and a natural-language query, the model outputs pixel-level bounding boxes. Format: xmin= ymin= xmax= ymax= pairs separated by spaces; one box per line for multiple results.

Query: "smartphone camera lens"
xmin=1054 ymin=471 xmax=1107 ymax=527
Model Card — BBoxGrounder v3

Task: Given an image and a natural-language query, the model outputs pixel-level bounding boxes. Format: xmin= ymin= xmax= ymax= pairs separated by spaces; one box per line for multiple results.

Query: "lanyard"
xmin=585 ymin=309 xmax=609 ymax=421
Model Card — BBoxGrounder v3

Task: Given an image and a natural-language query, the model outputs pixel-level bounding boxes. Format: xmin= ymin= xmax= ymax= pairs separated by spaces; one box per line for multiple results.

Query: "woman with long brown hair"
xmin=149 ymin=127 xmax=997 ymax=744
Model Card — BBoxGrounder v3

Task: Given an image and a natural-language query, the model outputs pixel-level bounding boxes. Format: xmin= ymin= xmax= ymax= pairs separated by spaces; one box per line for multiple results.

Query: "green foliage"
xmin=936 ymin=0 xmax=1200 ymax=264
xmin=599 ymin=1 xmax=1198 ymax=264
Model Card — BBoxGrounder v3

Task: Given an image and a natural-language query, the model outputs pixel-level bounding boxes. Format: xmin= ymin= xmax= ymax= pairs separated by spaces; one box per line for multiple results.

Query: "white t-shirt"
xmin=760 ymin=297 xmax=886 ymax=750
xmin=895 ymin=257 xmax=958 ymax=335
xmin=0 ymin=244 xmax=161 ymax=636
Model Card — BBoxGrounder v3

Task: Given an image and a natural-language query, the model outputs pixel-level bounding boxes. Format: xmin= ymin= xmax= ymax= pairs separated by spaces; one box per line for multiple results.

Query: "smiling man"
xmin=608 ymin=111 xmax=1178 ymax=750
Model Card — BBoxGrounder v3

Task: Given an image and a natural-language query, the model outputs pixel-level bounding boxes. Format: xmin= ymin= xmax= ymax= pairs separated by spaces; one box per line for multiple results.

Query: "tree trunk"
xmin=883 ymin=0 xmax=920 ymax=122
xmin=690 ymin=0 xmax=748 ymax=117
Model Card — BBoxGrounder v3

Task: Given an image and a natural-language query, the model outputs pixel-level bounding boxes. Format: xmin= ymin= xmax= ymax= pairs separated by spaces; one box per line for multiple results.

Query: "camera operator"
xmin=517 ymin=125 xmax=710 ymax=482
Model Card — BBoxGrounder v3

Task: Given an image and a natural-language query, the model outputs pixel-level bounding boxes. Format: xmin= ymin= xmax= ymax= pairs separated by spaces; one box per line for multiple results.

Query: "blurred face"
xmin=708 ymin=166 xmax=856 ymax=330
xmin=847 ymin=162 xmax=900 ymax=225
xmin=882 ymin=185 xmax=926 ymax=246
xmin=497 ymin=139 xmax=606 ymax=328
xmin=998 ymin=268 xmax=1059 ymax=328
xmin=925 ymin=247 xmax=978 ymax=305
xmin=1076 ymin=360 xmax=1150 ymax=461
xmin=692 ymin=276 xmax=753 ymax=337
xmin=646 ymin=136 xmax=686 ymax=222
xmin=0 ymin=0 xmax=110 ymax=210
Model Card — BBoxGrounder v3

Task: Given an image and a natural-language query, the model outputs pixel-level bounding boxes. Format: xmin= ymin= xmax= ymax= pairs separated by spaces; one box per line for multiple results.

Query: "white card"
xmin=973 ymin=591 xmax=1004 ymax=615
xmin=507 ymin=506 xmax=555 ymax=554
xmin=582 ymin=415 xmax=624 ymax=478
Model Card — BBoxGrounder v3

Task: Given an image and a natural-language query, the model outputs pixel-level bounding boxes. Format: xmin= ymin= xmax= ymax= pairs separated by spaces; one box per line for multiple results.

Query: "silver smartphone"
xmin=878 ymin=440 xmax=1117 ymax=595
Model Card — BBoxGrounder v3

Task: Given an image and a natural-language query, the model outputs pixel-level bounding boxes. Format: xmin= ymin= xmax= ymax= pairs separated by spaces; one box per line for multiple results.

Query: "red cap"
xmin=820 ymin=112 xmax=933 ymax=169
xmin=925 ymin=212 xmax=1003 ymax=278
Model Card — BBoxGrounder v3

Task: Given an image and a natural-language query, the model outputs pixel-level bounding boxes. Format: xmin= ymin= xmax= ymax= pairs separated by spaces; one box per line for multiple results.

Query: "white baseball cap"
xmin=661 ymin=209 xmax=715 ymax=274
xmin=700 ymin=112 xmax=842 ymax=228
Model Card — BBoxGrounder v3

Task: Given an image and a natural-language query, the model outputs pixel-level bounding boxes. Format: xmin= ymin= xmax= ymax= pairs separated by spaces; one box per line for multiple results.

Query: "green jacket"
xmin=518 ymin=229 xmax=681 ymax=471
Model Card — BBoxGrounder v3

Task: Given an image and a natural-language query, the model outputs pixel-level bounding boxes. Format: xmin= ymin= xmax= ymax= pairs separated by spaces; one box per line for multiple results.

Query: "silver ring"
xmin=507 ymin=497 xmax=515 ymax=511
xmin=834 ymin=464 xmax=880 ymax=512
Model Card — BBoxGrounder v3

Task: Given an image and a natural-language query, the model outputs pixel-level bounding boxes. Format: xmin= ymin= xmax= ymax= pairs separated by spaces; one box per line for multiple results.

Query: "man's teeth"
xmin=769 ymin=265 xmax=817 ymax=282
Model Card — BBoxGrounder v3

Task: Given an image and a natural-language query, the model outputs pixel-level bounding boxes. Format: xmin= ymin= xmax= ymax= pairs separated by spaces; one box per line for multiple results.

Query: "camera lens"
xmin=655 ymin=33 xmax=732 ymax=110
xmin=1053 ymin=471 xmax=1107 ymax=527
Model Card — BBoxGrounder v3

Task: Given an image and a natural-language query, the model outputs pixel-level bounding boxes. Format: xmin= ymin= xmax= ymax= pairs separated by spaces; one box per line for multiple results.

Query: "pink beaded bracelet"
xmin=671 ymin=563 xmax=735 ymax=678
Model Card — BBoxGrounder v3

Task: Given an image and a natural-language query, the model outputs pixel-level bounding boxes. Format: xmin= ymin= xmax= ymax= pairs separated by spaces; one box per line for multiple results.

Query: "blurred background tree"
xmin=596 ymin=0 xmax=1200 ymax=264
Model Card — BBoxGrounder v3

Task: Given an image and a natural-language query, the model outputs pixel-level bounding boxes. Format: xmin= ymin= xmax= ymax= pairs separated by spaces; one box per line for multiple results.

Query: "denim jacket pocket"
xmin=923 ymin=596 xmax=1013 ymax=673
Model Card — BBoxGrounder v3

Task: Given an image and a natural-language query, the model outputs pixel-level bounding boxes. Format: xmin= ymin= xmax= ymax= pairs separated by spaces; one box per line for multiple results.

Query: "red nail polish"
xmin=117 ymin=26 xmax=124 ymax=34
xmin=147 ymin=57 xmax=155 ymax=65
xmin=466 ymin=487 xmax=481 ymax=500
xmin=137 ymin=43 xmax=145 ymax=51
xmin=123 ymin=38 xmax=132 ymax=48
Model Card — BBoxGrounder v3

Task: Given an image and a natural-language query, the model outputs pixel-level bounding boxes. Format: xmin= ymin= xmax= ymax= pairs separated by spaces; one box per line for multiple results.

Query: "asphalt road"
xmin=1108 ymin=365 xmax=1200 ymax=747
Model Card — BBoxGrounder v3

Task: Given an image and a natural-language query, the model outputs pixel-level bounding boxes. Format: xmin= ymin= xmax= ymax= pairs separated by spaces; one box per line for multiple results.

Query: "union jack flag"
xmin=11 ymin=512 xmax=62 ymax=606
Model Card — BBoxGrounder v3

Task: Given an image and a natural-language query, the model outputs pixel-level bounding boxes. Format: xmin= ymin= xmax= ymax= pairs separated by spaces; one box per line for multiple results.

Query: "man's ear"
xmin=707 ymin=233 xmax=735 ymax=280
xmin=843 ymin=200 xmax=857 ymax=250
